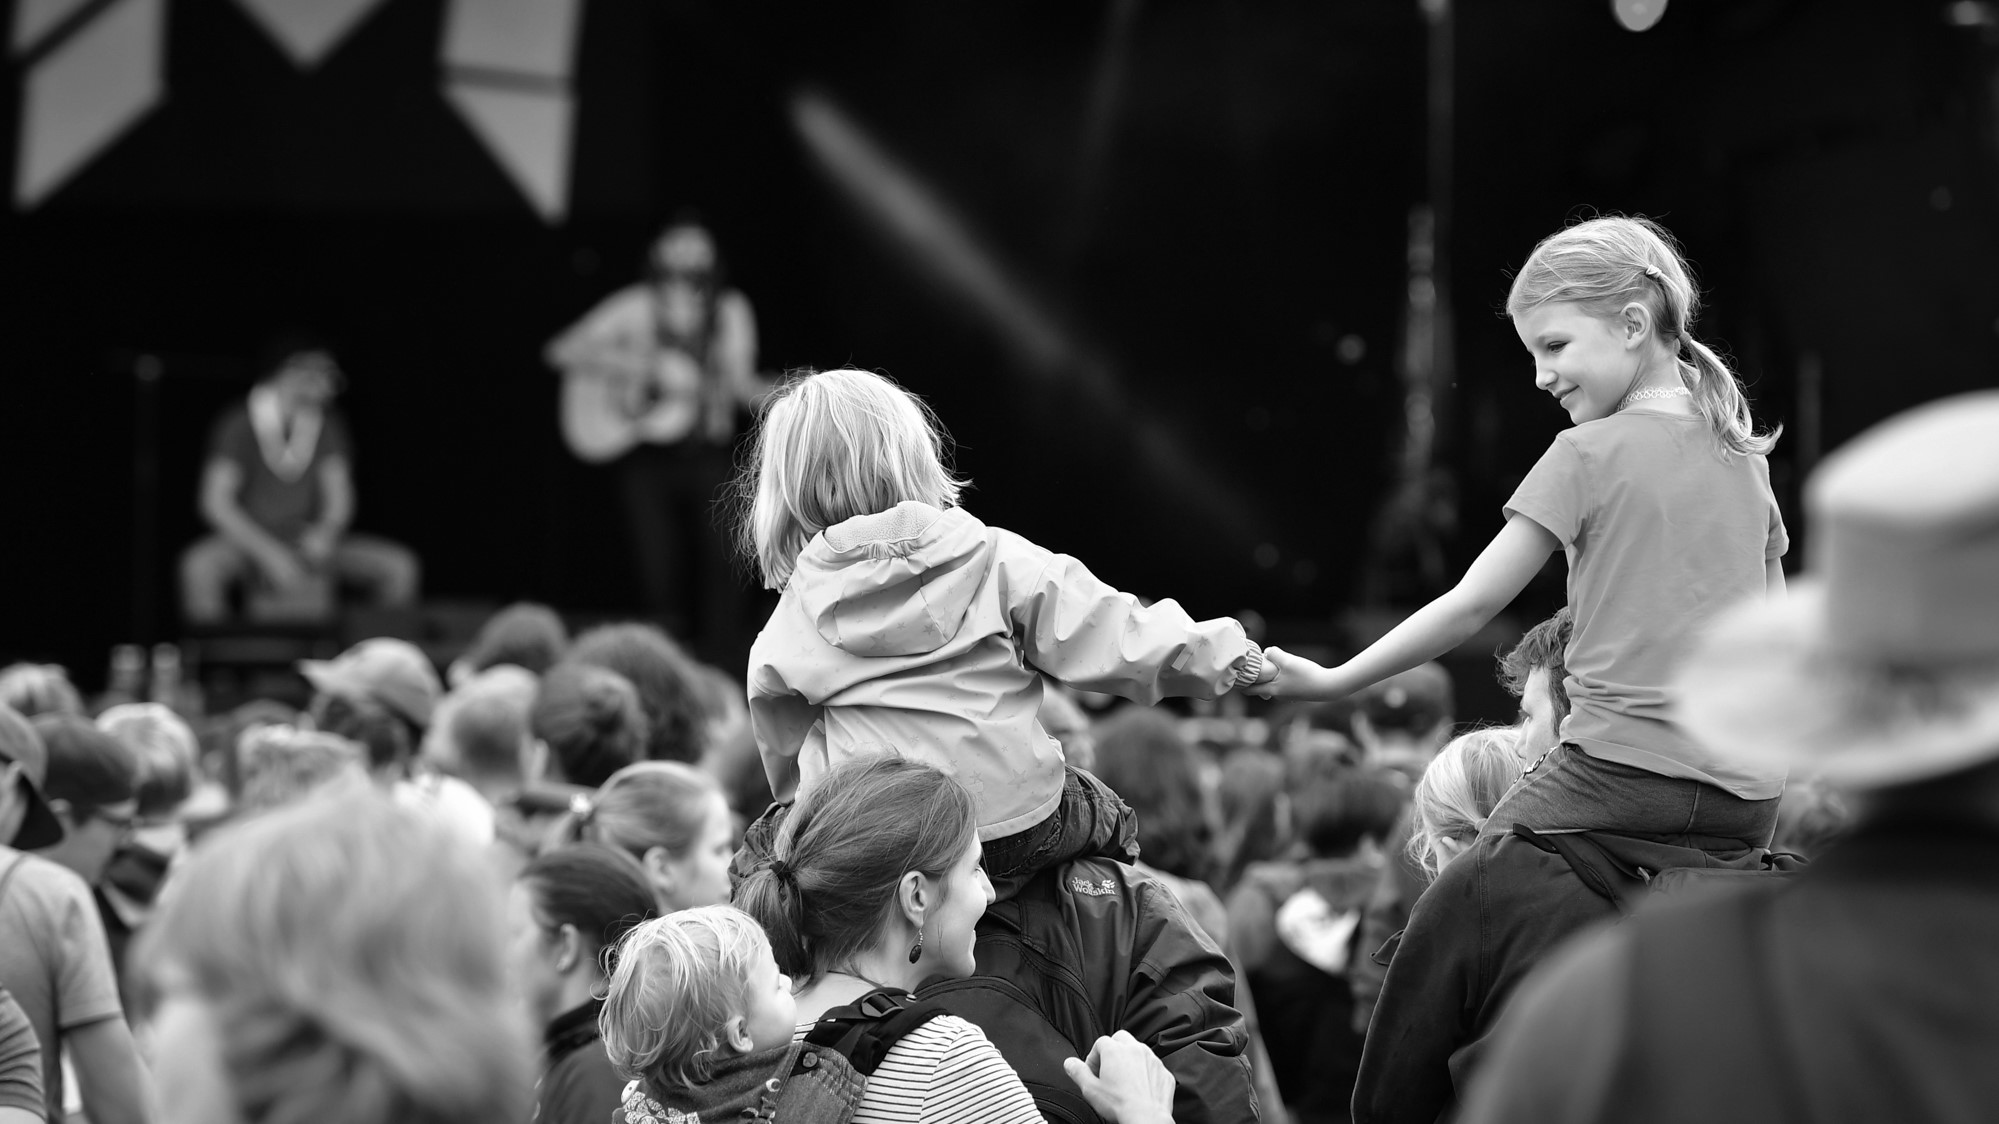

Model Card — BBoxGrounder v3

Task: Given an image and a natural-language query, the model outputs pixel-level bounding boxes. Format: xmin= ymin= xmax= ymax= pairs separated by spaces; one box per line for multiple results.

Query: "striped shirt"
xmin=791 ymin=1013 xmax=1043 ymax=1124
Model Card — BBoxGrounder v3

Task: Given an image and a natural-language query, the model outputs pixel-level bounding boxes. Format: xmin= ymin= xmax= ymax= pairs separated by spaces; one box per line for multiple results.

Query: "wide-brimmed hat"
xmin=0 ymin=705 xmax=65 ymax=849
xmin=1677 ymin=391 xmax=1999 ymax=789
xmin=299 ymin=638 xmax=441 ymax=729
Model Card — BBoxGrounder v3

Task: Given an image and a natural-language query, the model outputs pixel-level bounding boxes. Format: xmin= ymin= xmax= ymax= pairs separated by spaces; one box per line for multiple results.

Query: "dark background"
xmin=4 ymin=0 xmax=1996 ymax=718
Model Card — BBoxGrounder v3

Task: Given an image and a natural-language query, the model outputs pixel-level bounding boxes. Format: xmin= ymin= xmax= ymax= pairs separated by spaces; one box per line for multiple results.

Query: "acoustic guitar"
xmin=558 ymin=345 xmax=708 ymax=463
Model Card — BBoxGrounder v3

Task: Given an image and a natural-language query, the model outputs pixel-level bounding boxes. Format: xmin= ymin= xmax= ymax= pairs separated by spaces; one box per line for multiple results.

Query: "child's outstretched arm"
xmin=1258 ymin=513 xmax=1559 ymax=701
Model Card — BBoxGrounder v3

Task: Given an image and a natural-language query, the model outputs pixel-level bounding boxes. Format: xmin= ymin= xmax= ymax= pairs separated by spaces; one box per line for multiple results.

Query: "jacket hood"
xmin=789 ymin=502 xmax=994 ymax=658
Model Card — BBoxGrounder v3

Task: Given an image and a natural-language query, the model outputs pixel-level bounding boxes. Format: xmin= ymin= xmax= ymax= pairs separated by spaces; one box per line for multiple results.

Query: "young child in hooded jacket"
xmin=738 ymin=367 xmax=1274 ymax=878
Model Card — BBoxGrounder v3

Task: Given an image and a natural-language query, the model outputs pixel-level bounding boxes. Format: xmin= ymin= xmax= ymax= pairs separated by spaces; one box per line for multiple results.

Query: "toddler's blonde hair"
xmin=1507 ymin=215 xmax=1779 ymax=458
xmin=736 ymin=368 xmax=966 ymax=589
xmin=601 ymin=905 xmax=772 ymax=1095
xmin=1408 ymin=726 xmax=1521 ymax=879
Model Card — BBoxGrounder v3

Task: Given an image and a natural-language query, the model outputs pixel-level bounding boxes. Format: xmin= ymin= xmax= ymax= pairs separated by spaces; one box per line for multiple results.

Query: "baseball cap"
xmin=299 ymin=639 xmax=442 ymax=730
xmin=0 ymin=705 xmax=65 ymax=849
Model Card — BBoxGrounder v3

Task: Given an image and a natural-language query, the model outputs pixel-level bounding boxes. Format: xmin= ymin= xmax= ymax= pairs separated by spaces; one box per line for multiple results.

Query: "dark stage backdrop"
xmin=3 ymin=0 xmax=1995 ymax=698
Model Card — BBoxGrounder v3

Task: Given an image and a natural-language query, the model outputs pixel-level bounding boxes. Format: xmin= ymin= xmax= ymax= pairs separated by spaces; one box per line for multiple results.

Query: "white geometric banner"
xmin=232 ymin=0 xmax=387 ymax=69
xmin=442 ymin=0 xmax=579 ymax=80
xmin=12 ymin=0 xmax=93 ymax=53
xmin=444 ymin=81 xmax=574 ymax=221
xmin=14 ymin=0 xmax=163 ymax=207
xmin=441 ymin=0 xmax=580 ymax=223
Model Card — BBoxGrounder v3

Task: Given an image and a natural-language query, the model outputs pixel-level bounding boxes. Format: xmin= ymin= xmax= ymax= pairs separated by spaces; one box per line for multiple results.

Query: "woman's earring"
xmin=907 ymin=928 xmax=924 ymax=964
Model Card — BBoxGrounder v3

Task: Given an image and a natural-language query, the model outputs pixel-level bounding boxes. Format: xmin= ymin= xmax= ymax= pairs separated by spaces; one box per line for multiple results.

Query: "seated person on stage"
xmin=179 ymin=337 xmax=418 ymax=624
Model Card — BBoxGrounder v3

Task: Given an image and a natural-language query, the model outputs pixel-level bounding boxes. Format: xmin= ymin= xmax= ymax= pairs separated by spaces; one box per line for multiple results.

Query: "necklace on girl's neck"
xmin=1617 ymin=384 xmax=1691 ymax=413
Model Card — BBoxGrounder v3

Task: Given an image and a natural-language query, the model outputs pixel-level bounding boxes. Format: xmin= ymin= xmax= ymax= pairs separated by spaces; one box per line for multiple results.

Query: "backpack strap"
xmin=799 ymin=988 xmax=948 ymax=1078
xmin=1511 ymin=825 xmax=1642 ymax=911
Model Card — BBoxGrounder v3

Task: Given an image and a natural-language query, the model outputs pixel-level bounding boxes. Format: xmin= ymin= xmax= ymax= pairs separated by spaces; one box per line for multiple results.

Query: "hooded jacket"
xmin=749 ymin=501 xmax=1257 ymax=838
xmin=1351 ymin=828 xmax=1780 ymax=1124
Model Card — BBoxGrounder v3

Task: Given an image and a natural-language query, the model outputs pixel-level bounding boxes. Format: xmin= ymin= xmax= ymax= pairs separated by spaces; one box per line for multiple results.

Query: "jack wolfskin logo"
xmin=1070 ymin=877 xmax=1117 ymax=897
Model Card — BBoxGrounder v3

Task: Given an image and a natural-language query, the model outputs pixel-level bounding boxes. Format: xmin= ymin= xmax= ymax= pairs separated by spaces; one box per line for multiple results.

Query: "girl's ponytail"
xmin=1681 ymin=334 xmax=1778 ymax=457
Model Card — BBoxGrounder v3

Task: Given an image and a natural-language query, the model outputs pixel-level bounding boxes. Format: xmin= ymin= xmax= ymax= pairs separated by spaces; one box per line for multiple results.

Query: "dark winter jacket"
xmin=1352 ymin=828 xmax=1772 ymax=1124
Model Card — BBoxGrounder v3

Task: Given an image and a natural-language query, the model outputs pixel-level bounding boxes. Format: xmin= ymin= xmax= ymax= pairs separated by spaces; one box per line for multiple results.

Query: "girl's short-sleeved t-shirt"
xmin=1504 ymin=412 xmax=1788 ymax=799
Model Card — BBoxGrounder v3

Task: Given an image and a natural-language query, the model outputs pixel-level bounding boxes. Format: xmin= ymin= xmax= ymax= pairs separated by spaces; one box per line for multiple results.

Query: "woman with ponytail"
xmin=733 ymin=755 xmax=1177 ymax=1124
xmin=560 ymin=761 xmax=734 ymax=912
xmin=130 ymin=787 xmax=532 ymax=1124
xmin=505 ymin=845 xmax=659 ymax=1124
xmin=1261 ymin=215 xmax=1789 ymax=847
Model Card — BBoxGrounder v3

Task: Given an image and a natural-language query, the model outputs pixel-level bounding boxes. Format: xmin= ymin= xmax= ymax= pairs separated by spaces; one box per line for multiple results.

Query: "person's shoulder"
xmin=1 ymin=848 xmax=92 ymax=905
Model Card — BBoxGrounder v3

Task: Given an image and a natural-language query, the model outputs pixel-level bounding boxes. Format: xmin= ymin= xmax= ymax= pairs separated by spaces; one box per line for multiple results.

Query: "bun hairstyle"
xmin=132 ymin=787 xmax=532 ymax=1124
xmin=557 ymin=761 xmax=722 ymax=866
xmin=1408 ymin=727 xmax=1522 ymax=879
xmin=734 ymin=368 xmax=968 ymax=591
xmin=517 ymin=845 xmax=659 ymax=977
xmin=734 ymin=756 xmax=976 ymax=981
xmin=564 ymin=625 xmax=712 ymax=765
xmin=531 ymin=664 xmax=649 ymax=788
xmin=1506 ymin=215 xmax=1780 ymax=458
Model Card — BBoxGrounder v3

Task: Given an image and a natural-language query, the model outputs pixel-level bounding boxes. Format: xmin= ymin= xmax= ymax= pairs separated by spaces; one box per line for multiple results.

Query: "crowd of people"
xmin=4 ymin=213 xmax=1996 ymax=1124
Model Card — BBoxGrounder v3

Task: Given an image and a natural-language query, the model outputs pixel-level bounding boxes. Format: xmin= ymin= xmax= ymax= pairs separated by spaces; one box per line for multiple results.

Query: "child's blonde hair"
xmin=601 ymin=905 xmax=772 ymax=1094
xmin=1408 ymin=726 xmax=1521 ymax=879
xmin=1507 ymin=215 xmax=1779 ymax=458
xmin=736 ymin=368 xmax=967 ymax=589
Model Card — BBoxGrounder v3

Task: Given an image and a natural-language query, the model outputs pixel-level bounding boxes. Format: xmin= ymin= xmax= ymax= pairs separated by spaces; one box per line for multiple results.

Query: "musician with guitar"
xmin=545 ymin=220 xmax=768 ymax=656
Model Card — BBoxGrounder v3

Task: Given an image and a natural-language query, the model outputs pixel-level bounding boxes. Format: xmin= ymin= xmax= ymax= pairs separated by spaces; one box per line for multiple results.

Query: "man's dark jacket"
xmin=1352 ymin=828 xmax=1771 ymax=1124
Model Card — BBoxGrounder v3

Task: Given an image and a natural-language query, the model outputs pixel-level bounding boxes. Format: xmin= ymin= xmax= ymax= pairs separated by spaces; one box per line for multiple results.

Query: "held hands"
xmin=256 ymin=545 xmax=309 ymax=590
xmin=298 ymin=525 xmax=340 ymax=568
xmin=1063 ymin=1031 xmax=1176 ymax=1124
xmin=1248 ymin=647 xmax=1359 ymax=701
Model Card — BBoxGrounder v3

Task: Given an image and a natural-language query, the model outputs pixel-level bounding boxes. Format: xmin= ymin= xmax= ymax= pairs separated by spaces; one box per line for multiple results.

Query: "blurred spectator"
xmin=1093 ymin=708 xmax=1219 ymax=893
xmin=0 ymin=664 xmax=82 ymax=721
xmin=1458 ymin=390 xmax=1999 ymax=1124
xmin=0 ymin=709 xmax=151 ymax=1124
xmin=131 ymin=787 xmax=532 ymax=1124
xmin=1407 ymin=728 xmax=1522 ymax=879
xmin=558 ymin=762 xmax=733 ymax=912
xmin=0 ymin=985 xmax=40 ymax=1123
xmin=1039 ymin=681 xmax=1097 ymax=772
xmin=236 ymin=726 xmax=366 ymax=813
xmin=565 ymin=623 xmax=712 ymax=764
xmin=95 ymin=704 xmax=203 ymax=998
xmin=34 ymin=717 xmax=144 ymax=884
xmin=448 ymin=601 xmax=570 ymax=687
xmin=425 ymin=666 xmax=537 ymax=806
xmin=1228 ymin=768 xmax=1402 ymax=1124
xmin=200 ymin=699 xmax=298 ymax=802
xmin=1216 ymin=746 xmax=1290 ymax=893
xmin=1496 ymin=608 xmax=1571 ymax=765
xmin=1772 ymin=773 xmax=1853 ymax=861
xmin=528 ymin=664 xmax=649 ymax=789
xmin=179 ymin=337 xmax=419 ymax=624
xmin=1351 ymin=663 xmax=1455 ymax=784
xmin=309 ymin=692 xmax=414 ymax=783
xmin=507 ymin=845 xmax=658 ymax=1124
xmin=299 ymin=637 xmax=442 ymax=754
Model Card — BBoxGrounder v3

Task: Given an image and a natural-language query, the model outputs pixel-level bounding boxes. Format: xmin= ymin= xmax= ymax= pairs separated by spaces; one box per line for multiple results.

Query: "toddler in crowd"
xmin=600 ymin=905 xmax=798 ymax=1124
xmin=737 ymin=367 xmax=1274 ymax=879
xmin=1261 ymin=216 xmax=1789 ymax=847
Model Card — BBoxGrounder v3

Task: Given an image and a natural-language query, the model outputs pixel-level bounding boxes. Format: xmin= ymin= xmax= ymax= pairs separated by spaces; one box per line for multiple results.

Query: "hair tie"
xmin=767 ymin=858 xmax=797 ymax=886
xmin=1642 ymin=264 xmax=1664 ymax=282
